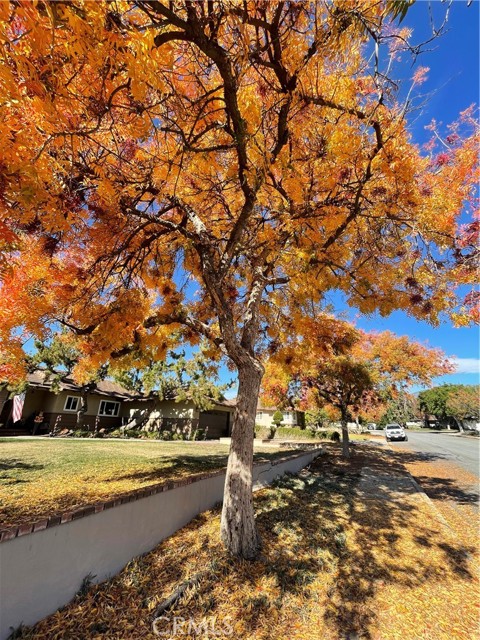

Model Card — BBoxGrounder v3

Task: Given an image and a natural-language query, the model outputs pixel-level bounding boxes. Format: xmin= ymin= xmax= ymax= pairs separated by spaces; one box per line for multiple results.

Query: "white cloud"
xmin=450 ymin=358 xmax=480 ymax=374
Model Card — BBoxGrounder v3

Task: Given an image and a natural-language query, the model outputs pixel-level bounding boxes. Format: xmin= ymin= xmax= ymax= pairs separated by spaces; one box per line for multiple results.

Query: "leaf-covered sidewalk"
xmin=18 ymin=444 xmax=479 ymax=640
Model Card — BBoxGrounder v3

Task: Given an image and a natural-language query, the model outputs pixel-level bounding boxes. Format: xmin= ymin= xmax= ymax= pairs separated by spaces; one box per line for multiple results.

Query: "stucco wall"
xmin=148 ymin=400 xmax=197 ymax=420
xmin=22 ymin=389 xmax=125 ymax=419
xmin=0 ymin=449 xmax=321 ymax=639
xmin=256 ymin=409 xmax=299 ymax=427
xmin=128 ymin=400 xmax=200 ymax=434
xmin=256 ymin=409 xmax=275 ymax=427
xmin=45 ymin=391 xmax=121 ymax=417
xmin=122 ymin=400 xmax=152 ymax=419
xmin=21 ymin=389 xmax=51 ymax=417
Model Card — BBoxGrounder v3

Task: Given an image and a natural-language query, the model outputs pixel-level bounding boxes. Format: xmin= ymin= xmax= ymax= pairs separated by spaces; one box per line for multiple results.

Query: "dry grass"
xmin=17 ymin=444 xmax=480 ymax=640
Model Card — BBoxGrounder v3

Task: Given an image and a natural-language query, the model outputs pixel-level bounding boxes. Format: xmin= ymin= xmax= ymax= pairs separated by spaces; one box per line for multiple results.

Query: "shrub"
xmin=272 ymin=410 xmax=284 ymax=427
xmin=279 ymin=426 xmax=320 ymax=440
xmin=267 ymin=410 xmax=283 ymax=439
xmin=72 ymin=429 xmax=90 ymax=438
xmin=323 ymin=430 xmax=340 ymax=442
xmin=254 ymin=425 xmax=269 ymax=439
xmin=305 ymin=408 xmax=330 ymax=430
xmin=190 ymin=428 xmax=208 ymax=441
xmin=144 ymin=430 xmax=161 ymax=439
xmin=255 ymin=426 xmax=324 ymax=441
xmin=125 ymin=428 xmax=141 ymax=438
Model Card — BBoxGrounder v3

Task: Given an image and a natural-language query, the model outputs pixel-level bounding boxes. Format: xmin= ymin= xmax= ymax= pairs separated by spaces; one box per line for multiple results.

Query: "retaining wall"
xmin=0 ymin=448 xmax=321 ymax=639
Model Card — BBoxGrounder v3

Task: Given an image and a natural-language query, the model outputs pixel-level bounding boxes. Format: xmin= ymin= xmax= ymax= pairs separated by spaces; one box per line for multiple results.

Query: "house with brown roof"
xmin=0 ymin=372 xmax=235 ymax=439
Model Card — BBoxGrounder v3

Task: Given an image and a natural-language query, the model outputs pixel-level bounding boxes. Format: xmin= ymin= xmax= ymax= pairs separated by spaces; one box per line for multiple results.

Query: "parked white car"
xmin=385 ymin=423 xmax=408 ymax=442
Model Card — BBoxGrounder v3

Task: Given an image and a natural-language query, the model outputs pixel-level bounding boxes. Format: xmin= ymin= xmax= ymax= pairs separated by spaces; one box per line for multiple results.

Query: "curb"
xmin=405 ymin=470 xmax=480 ymax=574
xmin=405 ymin=473 xmax=453 ymax=531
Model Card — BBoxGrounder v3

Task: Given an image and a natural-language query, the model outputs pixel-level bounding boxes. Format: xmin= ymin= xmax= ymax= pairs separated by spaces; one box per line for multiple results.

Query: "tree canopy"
xmin=0 ymin=0 xmax=477 ymax=557
xmin=0 ymin=1 xmax=477 ymax=382
xmin=377 ymin=391 xmax=420 ymax=427
xmin=112 ymin=346 xmax=231 ymax=411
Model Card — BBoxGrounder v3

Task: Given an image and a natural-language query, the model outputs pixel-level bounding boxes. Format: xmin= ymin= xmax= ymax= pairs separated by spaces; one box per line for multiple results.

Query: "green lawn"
xmin=0 ymin=438 xmax=295 ymax=529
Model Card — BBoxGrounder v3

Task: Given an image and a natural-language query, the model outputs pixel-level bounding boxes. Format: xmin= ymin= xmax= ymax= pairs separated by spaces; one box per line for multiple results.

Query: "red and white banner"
xmin=12 ymin=393 xmax=26 ymax=423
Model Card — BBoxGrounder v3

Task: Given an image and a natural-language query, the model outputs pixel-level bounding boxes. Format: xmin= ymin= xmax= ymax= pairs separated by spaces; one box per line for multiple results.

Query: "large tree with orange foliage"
xmin=262 ymin=320 xmax=453 ymax=457
xmin=0 ymin=1 xmax=477 ymax=558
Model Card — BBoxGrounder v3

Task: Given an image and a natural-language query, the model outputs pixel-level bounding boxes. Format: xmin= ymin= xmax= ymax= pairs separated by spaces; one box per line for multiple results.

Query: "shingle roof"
xmin=256 ymin=400 xmax=304 ymax=413
xmin=26 ymin=371 xmax=139 ymax=400
xmin=217 ymin=397 xmax=236 ymax=408
xmin=26 ymin=371 xmax=237 ymax=408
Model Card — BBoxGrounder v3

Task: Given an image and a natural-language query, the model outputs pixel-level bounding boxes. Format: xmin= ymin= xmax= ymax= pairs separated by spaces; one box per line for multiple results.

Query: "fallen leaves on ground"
xmin=17 ymin=444 xmax=479 ymax=640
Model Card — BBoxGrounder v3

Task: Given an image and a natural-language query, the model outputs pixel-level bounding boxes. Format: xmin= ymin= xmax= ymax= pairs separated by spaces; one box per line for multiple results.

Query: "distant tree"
xmin=305 ymin=408 xmax=331 ymax=432
xmin=307 ymin=357 xmax=374 ymax=457
xmin=272 ymin=410 xmax=284 ymax=426
xmin=358 ymin=331 xmax=453 ymax=394
xmin=263 ymin=317 xmax=452 ymax=457
xmin=419 ymin=384 xmax=479 ymax=430
xmin=446 ymin=386 xmax=479 ymax=427
xmin=378 ymin=391 xmax=420 ymax=427
xmin=269 ymin=409 xmax=284 ymax=440
xmin=418 ymin=384 xmax=459 ymax=428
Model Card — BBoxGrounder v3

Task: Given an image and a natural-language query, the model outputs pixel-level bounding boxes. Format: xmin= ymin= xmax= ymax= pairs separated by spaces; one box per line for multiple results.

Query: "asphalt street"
xmin=381 ymin=430 xmax=480 ymax=478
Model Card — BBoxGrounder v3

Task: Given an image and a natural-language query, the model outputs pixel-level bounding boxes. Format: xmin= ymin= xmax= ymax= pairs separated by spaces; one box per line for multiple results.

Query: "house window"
xmin=256 ymin=412 xmax=263 ymax=419
xmin=98 ymin=400 xmax=120 ymax=417
xmin=64 ymin=396 xmax=79 ymax=412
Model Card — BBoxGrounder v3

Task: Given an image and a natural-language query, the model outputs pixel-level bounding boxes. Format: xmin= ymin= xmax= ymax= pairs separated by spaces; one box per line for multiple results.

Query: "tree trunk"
xmin=341 ymin=409 xmax=350 ymax=458
xmin=220 ymin=361 xmax=263 ymax=559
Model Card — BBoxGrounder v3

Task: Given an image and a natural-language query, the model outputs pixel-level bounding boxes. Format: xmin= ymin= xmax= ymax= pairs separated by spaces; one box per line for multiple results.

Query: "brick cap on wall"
xmin=0 ymin=447 xmax=322 ymax=543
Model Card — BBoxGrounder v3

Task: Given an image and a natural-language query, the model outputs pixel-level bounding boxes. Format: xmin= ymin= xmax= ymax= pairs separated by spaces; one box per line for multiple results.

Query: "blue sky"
xmin=342 ymin=0 xmax=479 ymax=389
